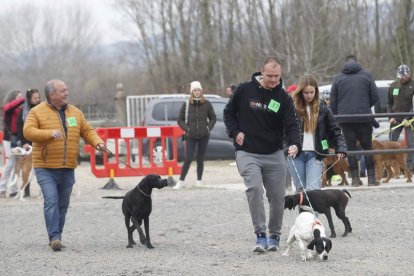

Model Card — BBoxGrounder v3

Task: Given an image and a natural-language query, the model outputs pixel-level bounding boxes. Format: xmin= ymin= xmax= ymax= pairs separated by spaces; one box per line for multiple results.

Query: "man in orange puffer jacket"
xmin=24 ymin=79 xmax=106 ymax=252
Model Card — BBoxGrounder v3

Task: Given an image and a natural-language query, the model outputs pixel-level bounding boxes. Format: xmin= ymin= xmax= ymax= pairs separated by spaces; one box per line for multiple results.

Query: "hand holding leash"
xmin=336 ymin=152 xmax=346 ymax=159
xmin=96 ymin=143 xmax=114 ymax=158
xmin=402 ymin=118 xmax=413 ymax=128
xmin=288 ymin=145 xmax=298 ymax=158
xmin=376 ymin=117 xmax=414 ymax=138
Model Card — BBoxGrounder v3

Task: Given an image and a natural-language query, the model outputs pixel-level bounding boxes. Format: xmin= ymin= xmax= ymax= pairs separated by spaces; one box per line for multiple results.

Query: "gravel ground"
xmin=1 ymin=160 xmax=414 ymax=276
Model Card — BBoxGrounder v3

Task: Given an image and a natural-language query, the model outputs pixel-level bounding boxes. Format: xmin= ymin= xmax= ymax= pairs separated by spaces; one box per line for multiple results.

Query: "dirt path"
xmin=1 ymin=161 xmax=413 ymax=275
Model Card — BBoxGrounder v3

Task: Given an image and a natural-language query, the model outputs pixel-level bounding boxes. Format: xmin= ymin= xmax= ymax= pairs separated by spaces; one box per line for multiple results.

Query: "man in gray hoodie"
xmin=330 ymin=55 xmax=379 ymax=186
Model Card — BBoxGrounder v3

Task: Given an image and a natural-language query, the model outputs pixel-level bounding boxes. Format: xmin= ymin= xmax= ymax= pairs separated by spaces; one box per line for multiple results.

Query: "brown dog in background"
xmin=372 ymin=139 xmax=412 ymax=183
xmin=322 ymin=155 xmax=350 ymax=187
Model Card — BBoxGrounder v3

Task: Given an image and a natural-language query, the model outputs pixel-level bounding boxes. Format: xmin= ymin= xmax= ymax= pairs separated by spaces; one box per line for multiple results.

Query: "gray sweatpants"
xmin=236 ymin=150 xmax=286 ymax=236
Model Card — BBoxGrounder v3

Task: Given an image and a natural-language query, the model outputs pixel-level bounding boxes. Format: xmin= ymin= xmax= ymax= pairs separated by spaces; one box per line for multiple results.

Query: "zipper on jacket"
xmin=54 ymin=108 xmax=68 ymax=166
xmin=196 ymin=102 xmax=199 ymax=139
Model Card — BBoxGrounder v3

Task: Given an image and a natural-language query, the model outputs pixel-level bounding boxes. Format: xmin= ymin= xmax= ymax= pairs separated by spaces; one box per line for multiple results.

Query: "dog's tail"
xmin=101 ymin=196 xmax=125 ymax=199
xmin=342 ymin=189 xmax=351 ymax=198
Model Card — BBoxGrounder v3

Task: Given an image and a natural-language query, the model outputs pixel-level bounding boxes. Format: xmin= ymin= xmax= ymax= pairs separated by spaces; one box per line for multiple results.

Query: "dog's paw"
xmin=330 ymin=233 xmax=336 ymax=238
xmin=282 ymin=252 xmax=289 ymax=257
xmin=126 ymin=244 xmax=133 ymax=248
xmin=146 ymin=244 xmax=154 ymax=249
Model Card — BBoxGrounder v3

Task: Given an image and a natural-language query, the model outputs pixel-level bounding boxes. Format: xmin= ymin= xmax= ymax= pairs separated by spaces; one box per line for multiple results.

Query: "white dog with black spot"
xmin=283 ymin=211 xmax=332 ymax=261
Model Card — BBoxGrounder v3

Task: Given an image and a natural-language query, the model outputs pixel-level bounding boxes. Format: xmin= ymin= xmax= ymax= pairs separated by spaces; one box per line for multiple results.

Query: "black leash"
xmin=97 ymin=147 xmax=177 ymax=187
xmin=98 ymin=147 xmax=145 ymax=176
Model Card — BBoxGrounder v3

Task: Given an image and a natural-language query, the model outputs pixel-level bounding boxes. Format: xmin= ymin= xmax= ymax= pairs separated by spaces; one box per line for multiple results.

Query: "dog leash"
xmin=287 ymin=155 xmax=342 ymax=192
xmin=374 ymin=117 xmax=414 ymax=138
xmin=98 ymin=147 xmax=176 ymax=187
xmin=98 ymin=147 xmax=146 ymax=177
xmin=287 ymin=155 xmax=342 ymax=217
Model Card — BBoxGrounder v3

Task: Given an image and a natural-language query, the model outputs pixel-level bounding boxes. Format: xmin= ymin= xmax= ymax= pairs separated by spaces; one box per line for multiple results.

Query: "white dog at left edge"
xmin=282 ymin=211 xmax=332 ymax=261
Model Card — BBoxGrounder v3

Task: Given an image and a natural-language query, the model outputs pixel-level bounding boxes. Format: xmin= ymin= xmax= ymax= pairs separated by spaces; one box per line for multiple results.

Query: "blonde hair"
xmin=292 ymin=74 xmax=320 ymax=133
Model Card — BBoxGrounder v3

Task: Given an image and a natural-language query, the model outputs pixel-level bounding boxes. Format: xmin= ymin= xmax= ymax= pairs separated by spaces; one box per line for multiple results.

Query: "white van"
xmin=319 ymin=80 xmax=394 ymax=140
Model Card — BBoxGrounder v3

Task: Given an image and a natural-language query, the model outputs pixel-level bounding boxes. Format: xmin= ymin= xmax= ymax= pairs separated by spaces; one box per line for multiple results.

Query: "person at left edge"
xmin=23 ymin=79 xmax=106 ymax=252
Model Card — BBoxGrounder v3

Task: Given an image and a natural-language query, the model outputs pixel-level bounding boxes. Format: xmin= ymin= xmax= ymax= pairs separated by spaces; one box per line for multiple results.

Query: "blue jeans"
xmin=35 ymin=168 xmax=75 ymax=242
xmin=287 ymin=151 xmax=323 ymax=191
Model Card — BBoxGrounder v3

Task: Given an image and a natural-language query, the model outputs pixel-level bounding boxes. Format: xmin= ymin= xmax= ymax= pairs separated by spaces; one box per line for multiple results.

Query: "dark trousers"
xmin=340 ymin=123 xmax=374 ymax=172
xmin=179 ymin=136 xmax=209 ymax=181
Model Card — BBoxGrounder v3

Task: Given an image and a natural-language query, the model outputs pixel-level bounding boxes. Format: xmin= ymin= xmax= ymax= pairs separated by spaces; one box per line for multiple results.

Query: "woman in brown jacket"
xmin=174 ymin=81 xmax=216 ymax=189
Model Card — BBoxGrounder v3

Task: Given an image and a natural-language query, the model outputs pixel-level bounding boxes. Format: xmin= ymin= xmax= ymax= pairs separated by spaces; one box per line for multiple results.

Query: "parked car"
xmin=319 ymin=80 xmax=395 ymax=140
xmin=141 ymin=96 xmax=235 ymax=161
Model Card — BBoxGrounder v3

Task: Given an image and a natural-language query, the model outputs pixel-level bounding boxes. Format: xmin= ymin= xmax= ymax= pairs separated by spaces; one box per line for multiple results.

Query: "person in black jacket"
xmin=330 ymin=55 xmax=379 ymax=186
xmin=16 ymin=88 xmax=41 ymax=197
xmin=224 ymin=57 xmax=301 ymax=253
xmin=174 ymin=81 xmax=216 ymax=189
xmin=288 ymin=75 xmax=347 ymax=191
xmin=387 ymin=65 xmax=414 ymax=172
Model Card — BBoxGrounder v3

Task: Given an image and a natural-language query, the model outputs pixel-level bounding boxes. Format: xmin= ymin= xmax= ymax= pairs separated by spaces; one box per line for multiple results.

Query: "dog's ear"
xmin=307 ymin=240 xmax=315 ymax=250
xmin=324 ymin=238 xmax=332 ymax=252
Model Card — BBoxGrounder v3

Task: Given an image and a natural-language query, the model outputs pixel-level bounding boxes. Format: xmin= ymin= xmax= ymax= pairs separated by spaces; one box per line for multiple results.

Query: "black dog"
xmin=103 ymin=174 xmax=175 ymax=248
xmin=284 ymin=189 xmax=352 ymax=238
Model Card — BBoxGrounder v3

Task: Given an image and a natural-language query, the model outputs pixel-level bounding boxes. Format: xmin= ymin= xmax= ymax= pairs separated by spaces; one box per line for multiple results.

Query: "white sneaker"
xmin=173 ymin=180 xmax=185 ymax=190
xmin=195 ymin=180 xmax=203 ymax=186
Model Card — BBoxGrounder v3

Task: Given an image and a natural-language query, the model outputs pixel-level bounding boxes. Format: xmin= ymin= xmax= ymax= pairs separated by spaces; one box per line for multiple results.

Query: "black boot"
xmin=350 ymin=170 xmax=362 ymax=187
xmin=24 ymin=183 xmax=31 ymax=198
xmin=367 ymin=169 xmax=379 ymax=186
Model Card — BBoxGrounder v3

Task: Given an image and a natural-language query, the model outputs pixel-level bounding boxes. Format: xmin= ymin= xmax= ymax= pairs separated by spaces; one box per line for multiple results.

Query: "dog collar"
xmin=313 ymin=219 xmax=322 ymax=227
xmin=138 ymin=186 xmax=151 ymax=198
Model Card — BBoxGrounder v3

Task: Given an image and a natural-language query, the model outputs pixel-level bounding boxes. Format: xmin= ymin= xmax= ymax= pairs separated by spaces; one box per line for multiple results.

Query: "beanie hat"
xmin=190 ymin=81 xmax=202 ymax=92
xmin=397 ymin=64 xmax=411 ymax=78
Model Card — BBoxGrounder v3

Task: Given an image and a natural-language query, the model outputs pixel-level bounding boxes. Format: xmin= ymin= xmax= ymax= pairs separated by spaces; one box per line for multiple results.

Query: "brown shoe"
xmin=50 ymin=240 xmax=62 ymax=252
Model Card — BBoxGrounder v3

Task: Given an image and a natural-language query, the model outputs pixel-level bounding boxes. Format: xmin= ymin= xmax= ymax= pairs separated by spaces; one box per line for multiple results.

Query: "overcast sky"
xmin=0 ymin=0 xmax=131 ymax=45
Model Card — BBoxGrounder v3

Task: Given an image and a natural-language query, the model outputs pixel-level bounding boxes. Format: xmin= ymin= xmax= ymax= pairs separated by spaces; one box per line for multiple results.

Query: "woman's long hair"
xmin=189 ymin=90 xmax=206 ymax=104
xmin=3 ymin=90 xmax=21 ymax=105
xmin=22 ymin=88 xmax=40 ymax=121
xmin=292 ymin=75 xmax=320 ymax=133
